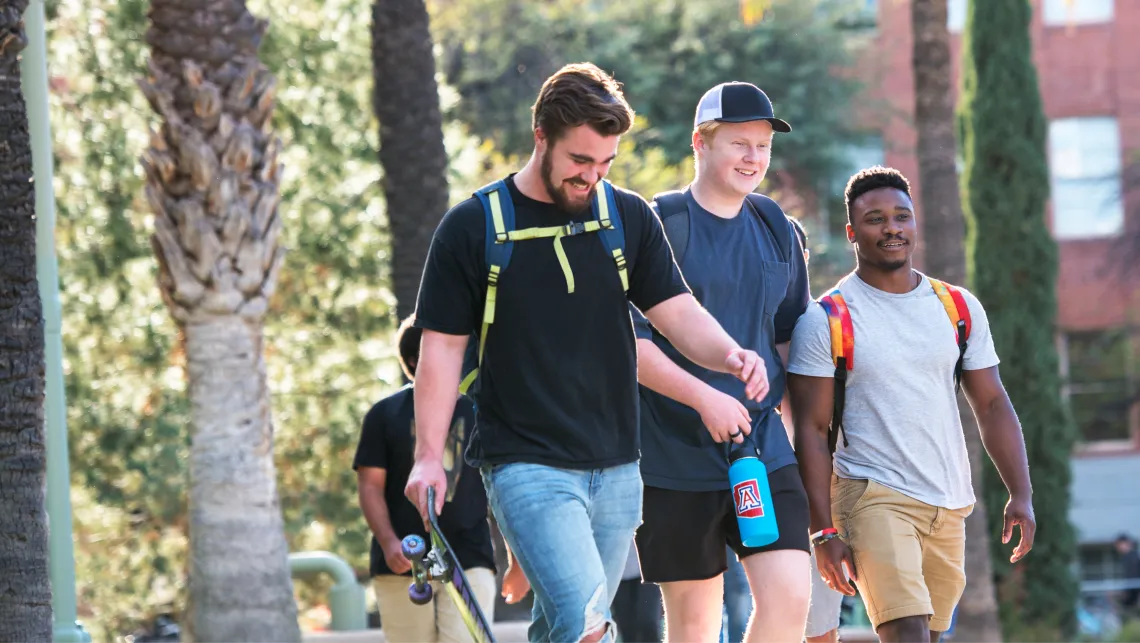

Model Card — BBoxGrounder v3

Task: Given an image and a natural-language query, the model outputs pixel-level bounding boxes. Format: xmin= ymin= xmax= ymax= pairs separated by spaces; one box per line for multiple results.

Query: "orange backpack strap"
xmin=929 ymin=278 xmax=972 ymax=392
xmin=818 ymin=289 xmax=854 ymax=454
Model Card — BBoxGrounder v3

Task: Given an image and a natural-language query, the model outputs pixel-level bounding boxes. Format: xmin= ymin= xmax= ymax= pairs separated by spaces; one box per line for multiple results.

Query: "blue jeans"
xmin=482 ymin=462 xmax=642 ymax=643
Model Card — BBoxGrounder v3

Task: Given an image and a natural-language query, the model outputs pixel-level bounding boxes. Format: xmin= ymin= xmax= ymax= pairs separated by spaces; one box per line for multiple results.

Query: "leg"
xmin=588 ymin=462 xmax=645 ymax=621
xmin=876 ymin=615 xmax=930 ymax=643
xmin=636 ymin=486 xmax=733 ymax=643
xmin=830 ymin=478 xmax=936 ymax=637
xmin=731 ymin=464 xmax=812 ymax=643
xmin=923 ymin=505 xmax=970 ymax=635
xmin=660 ymin=576 xmax=725 ymax=643
xmin=804 ymin=546 xmax=843 ymax=643
xmin=436 ymin=567 xmax=497 ymax=643
xmin=483 ymin=462 xmax=613 ymax=643
xmin=371 ymin=575 xmax=438 ymax=643
xmin=722 ymin=548 xmax=751 ymax=643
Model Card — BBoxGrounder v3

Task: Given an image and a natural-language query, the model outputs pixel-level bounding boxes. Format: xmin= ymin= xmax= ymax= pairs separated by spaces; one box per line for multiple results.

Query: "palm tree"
xmin=138 ymin=1 xmax=300 ymax=639
xmin=911 ymin=0 xmax=1001 ymax=639
xmin=372 ymin=0 xmax=450 ymax=319
xmin=0 ymin=1 xmax=52 ymax=639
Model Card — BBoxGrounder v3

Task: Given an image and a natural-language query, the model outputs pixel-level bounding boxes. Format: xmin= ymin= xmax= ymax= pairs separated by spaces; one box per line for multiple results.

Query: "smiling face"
xmin=536 ymin=124 xmax=620 ymax=213
xmin=847 ymin=186 xmax=917 ymax=272
xmin=694 ymin=120 xmax=774 ymax=199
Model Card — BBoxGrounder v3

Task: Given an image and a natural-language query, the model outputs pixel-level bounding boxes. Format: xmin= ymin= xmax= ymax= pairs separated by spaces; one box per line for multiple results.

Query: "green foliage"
xmin=957 ymin=0 xmax=1078 ymax=637
xmin=432 ymin=0 xmax=868 ymax=194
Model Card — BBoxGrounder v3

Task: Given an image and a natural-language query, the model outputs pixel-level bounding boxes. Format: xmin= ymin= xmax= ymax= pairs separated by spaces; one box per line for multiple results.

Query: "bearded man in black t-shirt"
xmin=405 ymin=63 xmax=771 ymax=643
xmin=354 ymin=315 xmax=496 ymax=642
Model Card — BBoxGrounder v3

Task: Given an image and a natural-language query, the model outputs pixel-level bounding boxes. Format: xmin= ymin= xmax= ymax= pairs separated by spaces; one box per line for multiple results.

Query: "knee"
xmin=579 ymin=623 xmax=609 ymax=643
xmin=877 ymin=615 xmax=929 ymax=643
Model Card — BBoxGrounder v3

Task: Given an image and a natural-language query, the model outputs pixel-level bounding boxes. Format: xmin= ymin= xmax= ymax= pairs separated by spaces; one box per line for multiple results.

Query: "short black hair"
xmin=844 ymin=166 xmax=912 ymax=223
xmin=396 ymin=315 xmax=422 ymax=381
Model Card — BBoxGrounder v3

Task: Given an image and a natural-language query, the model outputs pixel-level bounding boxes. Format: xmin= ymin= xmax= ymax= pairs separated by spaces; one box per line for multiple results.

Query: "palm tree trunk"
xmin=139 ymin=0 xmax=299 ymax=639
xmin=912 ymin=0 xmax=1002 ymax=640
xmin=185 ymin=318 xmax=298 ymax=641
xmin=372 ymin=0 xmax=450 ymax=320
xmin=0 ymin=1 xmax=52 ymax=639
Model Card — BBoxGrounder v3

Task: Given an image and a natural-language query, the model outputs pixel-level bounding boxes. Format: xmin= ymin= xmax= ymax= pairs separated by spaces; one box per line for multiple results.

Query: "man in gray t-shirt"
xmin=786 ymin=166 xmax=1037 ymax=643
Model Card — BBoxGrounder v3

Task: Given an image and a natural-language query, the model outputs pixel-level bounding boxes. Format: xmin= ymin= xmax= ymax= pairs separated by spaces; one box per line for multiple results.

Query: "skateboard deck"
xmin=401 ymin=487 xmax=497 ymax=643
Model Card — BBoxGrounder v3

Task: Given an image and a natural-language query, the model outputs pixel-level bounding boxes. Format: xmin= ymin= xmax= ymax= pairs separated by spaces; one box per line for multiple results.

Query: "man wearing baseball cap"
xmin=630 ymin=82 xmax=812 ymax=641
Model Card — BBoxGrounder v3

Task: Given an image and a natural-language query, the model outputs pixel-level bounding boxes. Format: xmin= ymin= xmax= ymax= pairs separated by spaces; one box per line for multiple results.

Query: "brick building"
xmin=843 ymin=0 xmax=1140 ymax=583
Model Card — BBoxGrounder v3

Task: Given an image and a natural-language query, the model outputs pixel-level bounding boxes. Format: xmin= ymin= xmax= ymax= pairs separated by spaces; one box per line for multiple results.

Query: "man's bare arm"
xmin=787 ymin=372 xmax=836 ymax=533
xmin=962 ymin=365 xmax=1036 ymax=562
xmin=358 ymin=467 xmax=400 ymax=547
xmin=413 ymin=330 xmax=468 ymax=463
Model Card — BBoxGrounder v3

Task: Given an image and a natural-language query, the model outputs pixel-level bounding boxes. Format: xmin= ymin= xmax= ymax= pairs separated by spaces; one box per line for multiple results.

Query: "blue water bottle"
xmin=728 ymin=433 xmax=779 ymax=548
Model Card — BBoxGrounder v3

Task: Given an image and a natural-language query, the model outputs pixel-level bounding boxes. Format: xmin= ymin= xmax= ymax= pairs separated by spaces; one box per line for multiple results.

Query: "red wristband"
xmin=810 ymin=528 xmax=838 ymax=541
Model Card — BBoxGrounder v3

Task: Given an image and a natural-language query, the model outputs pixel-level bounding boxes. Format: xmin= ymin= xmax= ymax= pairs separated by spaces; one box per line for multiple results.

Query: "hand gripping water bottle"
xmin=728 ymin=432 xmax=779 ymax=548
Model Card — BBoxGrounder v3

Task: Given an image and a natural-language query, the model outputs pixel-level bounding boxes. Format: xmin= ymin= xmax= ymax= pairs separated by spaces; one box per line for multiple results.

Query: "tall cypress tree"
xmin=957 ymin=0 xmax=1077 ymax=638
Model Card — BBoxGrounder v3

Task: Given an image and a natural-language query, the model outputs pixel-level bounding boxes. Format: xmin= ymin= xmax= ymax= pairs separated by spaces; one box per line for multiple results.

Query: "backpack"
xmin=818 ymin=278 xmax=973 ymax=454
xmin=651 ymin=190 xmax=797 ymax=267
xmin=458 ymin=179 xmax=629 ymax=394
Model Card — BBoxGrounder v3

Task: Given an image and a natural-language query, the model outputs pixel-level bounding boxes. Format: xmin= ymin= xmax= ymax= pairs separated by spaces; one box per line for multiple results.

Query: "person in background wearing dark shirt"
xmin=354 ymin=315 xmax=496 ymax=643
xmin=1117 ymin=533 xmax=1140 ymax=616
xmin=404 ymin=63 xmax=770 ymax=643
xmin=632 ymin=82 xmax=812 ymax=642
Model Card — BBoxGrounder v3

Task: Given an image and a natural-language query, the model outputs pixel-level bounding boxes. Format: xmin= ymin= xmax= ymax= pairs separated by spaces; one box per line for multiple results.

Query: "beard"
xmin=874 ymin=257 xmax=909 ymax=272
xmin=541 ymin=148 xmax=595 ymax=214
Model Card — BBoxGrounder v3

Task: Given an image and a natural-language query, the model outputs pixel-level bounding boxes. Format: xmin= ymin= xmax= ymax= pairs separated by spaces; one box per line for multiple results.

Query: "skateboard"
xmin=401 ymin=487 xmax=497 ymax=643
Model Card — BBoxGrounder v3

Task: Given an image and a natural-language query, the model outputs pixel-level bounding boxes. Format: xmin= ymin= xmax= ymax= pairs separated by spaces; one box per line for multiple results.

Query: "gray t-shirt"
xmin=787 ymin=272 xmax=1000 ymax=509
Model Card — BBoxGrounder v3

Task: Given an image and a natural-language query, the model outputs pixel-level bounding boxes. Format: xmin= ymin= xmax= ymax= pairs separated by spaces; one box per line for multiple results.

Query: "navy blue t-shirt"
xmin=634 ymin=189 xmax=810 ymax=491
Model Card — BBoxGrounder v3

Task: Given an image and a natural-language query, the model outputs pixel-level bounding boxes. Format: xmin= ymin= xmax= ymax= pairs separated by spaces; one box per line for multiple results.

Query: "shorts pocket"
xmin=831 ymin=477 xmax=874 ymax=517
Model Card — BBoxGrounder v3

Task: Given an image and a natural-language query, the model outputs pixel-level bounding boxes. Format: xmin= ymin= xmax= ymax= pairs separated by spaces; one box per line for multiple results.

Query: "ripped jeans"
xmin=482 ymin=462 xmax=642 ymax=643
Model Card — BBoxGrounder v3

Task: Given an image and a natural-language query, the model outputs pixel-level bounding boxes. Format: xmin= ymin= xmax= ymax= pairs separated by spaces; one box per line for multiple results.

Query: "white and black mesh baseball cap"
xmin=694 ymin=82 xmax=791 ymax=132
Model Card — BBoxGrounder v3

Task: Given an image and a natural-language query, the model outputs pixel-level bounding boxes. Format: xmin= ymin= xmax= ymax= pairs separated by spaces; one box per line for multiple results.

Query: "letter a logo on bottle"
xmin=733 ymin=479 xmax=765 ymax=518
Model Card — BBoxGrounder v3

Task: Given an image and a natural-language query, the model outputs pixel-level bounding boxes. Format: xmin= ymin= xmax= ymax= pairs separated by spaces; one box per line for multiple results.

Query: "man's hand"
xmin=405 ymin=458 xmax=447 ymax=531
xmin=725 ymin=348 xmax=769 ymax=401
xmin=381 ymin=538 xmax=412 ymax=575
xmin=501 ymin=558 xmax=531 ymax=604
xmin=695 ymin=387 xmax=752 ymax=444
xmin=816 ymin=538 xmax=858 ymax=596
xmin=1003 ymin=494 xmax=1036 ymax=563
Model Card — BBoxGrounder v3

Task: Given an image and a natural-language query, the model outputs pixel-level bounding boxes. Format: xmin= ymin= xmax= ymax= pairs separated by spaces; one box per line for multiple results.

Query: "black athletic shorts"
xmin=635 ymin=463 xmax=811 ymax=583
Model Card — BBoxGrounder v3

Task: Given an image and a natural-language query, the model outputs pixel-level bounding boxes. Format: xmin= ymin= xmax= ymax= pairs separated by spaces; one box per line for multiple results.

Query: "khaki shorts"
xmin=372 ymin=567 xmax=496 ymax=643
xmin=831 ymin=476 xmax=972 ymax=632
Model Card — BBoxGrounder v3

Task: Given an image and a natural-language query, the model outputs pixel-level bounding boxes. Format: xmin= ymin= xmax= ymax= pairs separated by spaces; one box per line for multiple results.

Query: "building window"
xmin=1048 ymin=117 xmax=1124 ymax=240
xmin=1079 ymin=543 xmax=1122 ymax=582
xmin=948 ymin=0 xmax=966 ymax=32
xmin=1043 ymin=0 xmax=1114 ymax=26
xmin=1063 ymin=329 xmax=1136 ymax=446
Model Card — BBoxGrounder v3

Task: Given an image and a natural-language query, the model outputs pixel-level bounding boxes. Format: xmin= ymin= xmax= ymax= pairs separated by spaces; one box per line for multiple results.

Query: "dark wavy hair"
xmin=532 ymin=63 xmax=634 ymax=142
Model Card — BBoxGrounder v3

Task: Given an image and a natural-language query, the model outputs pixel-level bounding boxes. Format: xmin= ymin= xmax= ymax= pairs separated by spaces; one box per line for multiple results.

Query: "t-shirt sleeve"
xmin=353 ymin=404 xmax=389 ymax=470
xmin=621 ymin=192 xmax=690 ymax=313
xmin=773 ymin=219 xmax=811 ymax=344
xmin=961 ymin=289 xmax=1001 ymax=371
xmin=629 ymin=303 xmax=653 ymax=341
xmin=787 ymin=303 xmax=836 ymax=377
xmin=413 ymin=200 xmax=485 ymax=337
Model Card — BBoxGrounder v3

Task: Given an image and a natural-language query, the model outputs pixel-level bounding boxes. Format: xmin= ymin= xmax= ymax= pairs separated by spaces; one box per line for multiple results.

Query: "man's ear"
xmin=846 ymin=223 xmax=855 ymax=244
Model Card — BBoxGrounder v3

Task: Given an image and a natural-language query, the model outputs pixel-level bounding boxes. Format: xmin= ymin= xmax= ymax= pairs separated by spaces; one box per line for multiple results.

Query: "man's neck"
xmin=690 ymin=178 xmax=747 ymax=219
xmin=854 ymin=263 xmax=920 ymax=294
xmin=513 ymin=155 xmax=553 ymax=204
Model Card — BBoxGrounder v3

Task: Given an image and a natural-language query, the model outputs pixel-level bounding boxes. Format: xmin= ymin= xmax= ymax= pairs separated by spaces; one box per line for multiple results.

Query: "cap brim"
xmin=715 ymin=116 xmax=792 ymax=133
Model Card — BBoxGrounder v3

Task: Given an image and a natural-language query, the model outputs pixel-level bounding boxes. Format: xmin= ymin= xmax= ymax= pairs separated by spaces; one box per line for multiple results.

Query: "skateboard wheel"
xmin=402 ymin=535 xmax=426 ymax=560
xmin=408 ymin=581 xmax=433 ymax=605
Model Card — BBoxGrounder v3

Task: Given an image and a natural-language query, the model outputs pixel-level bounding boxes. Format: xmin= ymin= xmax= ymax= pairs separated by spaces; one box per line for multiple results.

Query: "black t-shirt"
xmin=352 ymin=385 xmax=495 ymax=576
xmin=414 ymin=175 xmax=689 ymax=469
